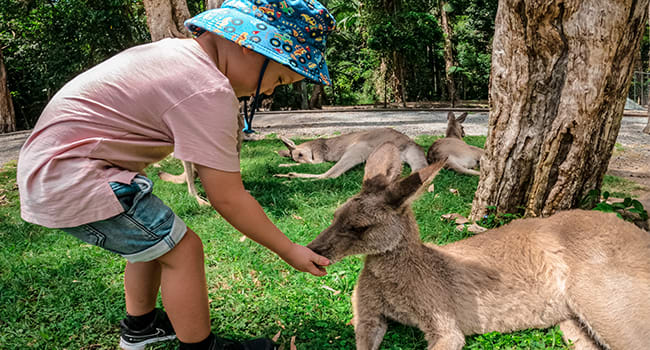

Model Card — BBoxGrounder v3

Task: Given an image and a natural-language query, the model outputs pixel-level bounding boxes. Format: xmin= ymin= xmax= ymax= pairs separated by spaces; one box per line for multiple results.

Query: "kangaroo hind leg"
xmin=558 ymin=319 xmax=603 ymax=350
xmin=446 ymin=157 xmax=480 ymax=176
xmin=402 ymin=144 xmax=428 ymax=172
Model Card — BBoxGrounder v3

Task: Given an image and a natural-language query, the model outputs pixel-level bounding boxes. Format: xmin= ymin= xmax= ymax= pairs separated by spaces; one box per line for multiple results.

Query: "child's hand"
xmin=281 ymin=243 xmax=330 ymax=277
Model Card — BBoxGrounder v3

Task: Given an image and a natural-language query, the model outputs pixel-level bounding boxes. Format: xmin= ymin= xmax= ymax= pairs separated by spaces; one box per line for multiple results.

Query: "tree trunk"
xmin=470 ymin=0 xmax=648 ymax=220
xmin=206 ymin=0 xmax=224 ymax=9
xmin=438 ymin=0 xmax=457 ymax=107
xmin=309 ymin=84 xmax=325 ymax=109
xmin=646 ymin=3 xmax=650 ymax=135
xmin=392 ymin=51 xmax=407 ymax=107
xmin=0 ymin=48 xmax=16 ymax=134
xmin=142 ymin=0 xmax=192 ymax=41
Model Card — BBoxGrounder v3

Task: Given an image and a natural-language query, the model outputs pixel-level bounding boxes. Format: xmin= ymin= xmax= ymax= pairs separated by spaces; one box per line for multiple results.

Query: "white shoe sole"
xmin=119 ymin=335 xmax=177 ymax=350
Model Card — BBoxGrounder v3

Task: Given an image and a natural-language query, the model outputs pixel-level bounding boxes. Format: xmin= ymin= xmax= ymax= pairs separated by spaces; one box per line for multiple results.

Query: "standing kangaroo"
xmin=426 ymin=112 xmax=484 ymax=176
xmin=275 ymin=128 xmax=427 ymax=179
xmin=307 ymin=142 xmax=650 ymax=350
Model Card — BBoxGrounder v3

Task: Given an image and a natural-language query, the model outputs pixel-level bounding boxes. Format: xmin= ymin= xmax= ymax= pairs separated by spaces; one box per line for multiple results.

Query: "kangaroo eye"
xmin=298 ymin=153 xmax=303 ymax=157
xmin=350 ymin=225 xmax=369 ymax=235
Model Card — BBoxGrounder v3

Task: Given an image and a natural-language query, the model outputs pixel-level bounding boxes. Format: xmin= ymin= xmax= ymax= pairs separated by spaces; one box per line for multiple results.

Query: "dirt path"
xmin=2 ymin=110 xmax=649 ymax=203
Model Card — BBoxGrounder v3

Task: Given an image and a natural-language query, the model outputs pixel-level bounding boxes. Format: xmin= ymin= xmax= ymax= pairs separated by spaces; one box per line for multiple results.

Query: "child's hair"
xmin=185 ymin=0 xmax=336 ymax=86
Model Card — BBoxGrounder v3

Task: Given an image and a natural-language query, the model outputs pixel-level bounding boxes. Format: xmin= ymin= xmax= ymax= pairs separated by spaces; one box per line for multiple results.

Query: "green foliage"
xmin=3 ymin=0 xmax=502 ymax=129
xmin=1 ymin=0 xmax=150 ymax=129
xmin=1 ymin=136 xmax=571 ymax=349
xmin=581 ymin=189 xmax=649 ymax=222
xmin=478 ymin=206 xmax=524 ymax=229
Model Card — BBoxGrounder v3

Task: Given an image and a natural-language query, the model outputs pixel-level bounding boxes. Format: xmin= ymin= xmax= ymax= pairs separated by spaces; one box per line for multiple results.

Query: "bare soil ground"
xmin=2 ymin=110 xmax=649 ymax=204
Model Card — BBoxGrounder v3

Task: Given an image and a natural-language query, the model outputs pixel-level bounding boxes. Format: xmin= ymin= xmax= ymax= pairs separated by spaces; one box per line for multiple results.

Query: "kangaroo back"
xmin=427 ymin=112 xmax=484 ymax=176
xmin=276 ymin=129 xmax=427 ymax=179
xmin=308 ymin=142 xmax=650 ymax=350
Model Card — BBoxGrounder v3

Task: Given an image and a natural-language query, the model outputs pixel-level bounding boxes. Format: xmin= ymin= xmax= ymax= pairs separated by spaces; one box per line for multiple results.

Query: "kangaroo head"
xmin=307 ymin=142 xmax=445 ymax=263
xmin=445 ymin=112 xmax=467 ymax=139
xmin=279 ymin=136 xmax=316 ymax=164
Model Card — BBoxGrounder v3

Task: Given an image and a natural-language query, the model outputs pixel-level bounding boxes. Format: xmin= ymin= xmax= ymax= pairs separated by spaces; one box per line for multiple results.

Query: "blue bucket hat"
xmin=185 ymin=0 xmax=336 ymax=86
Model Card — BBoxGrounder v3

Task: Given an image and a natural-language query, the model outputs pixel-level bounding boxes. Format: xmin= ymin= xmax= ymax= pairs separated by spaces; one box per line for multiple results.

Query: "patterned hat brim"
xmin=185 ymin=8 xmax=332 ymax=86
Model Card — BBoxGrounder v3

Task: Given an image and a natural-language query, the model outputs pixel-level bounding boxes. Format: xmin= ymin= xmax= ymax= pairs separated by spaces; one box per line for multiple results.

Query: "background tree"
xmin=645 ymin=3 xmax=650 ymax=135
xmin=436 ymin=0 xmax=457 ymax=106
xmin=142 ymin=0 xmax=192 ymax=40
xmin=470 ymin=0 xmax=649 ymax=220
xmin=1 ymin=0 xmax=149 ymax=130
xmin=0 ymin=48 xmax=16 ymax=133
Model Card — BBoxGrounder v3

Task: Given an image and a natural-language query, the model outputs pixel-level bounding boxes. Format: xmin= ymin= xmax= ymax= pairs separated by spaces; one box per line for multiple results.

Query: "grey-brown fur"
xmin=276 ymin=128 xmax=427 ymax=179
xmin=426 ymin=112 xmax=484 ymax=176
xmin=308 ymin=142 xmax=650 ymax=350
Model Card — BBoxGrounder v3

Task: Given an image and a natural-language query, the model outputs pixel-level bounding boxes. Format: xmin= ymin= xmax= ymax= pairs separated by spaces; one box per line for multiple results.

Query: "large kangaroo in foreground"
xmin=426 ymin=112 xmax=484 ymax=176
xmin=275 ymin=128 xmax=427 ymax=179
xmin=307 ymin=143 xmax=650 ymax=350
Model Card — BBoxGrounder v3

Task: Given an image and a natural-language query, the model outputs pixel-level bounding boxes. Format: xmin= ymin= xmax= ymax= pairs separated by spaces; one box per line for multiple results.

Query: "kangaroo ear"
xmin=456 ymin=112 xmax=468 ymax=123
xmin=386 ymin=159 xmax=446 ymax=208
xmin=447 ymin=111 xmax=455 ymax=121
xmin=277 ymin=149 xmax=290 ymax=157
xmin=280 ymin=136 xmax=297 ymax=151
xmin=362 ymin=142 xmax=403 ymax=190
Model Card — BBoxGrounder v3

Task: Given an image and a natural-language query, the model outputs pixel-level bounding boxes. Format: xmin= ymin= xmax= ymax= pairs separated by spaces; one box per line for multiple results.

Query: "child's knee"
xmin=157 ymin=228 xmax=204 ymax=265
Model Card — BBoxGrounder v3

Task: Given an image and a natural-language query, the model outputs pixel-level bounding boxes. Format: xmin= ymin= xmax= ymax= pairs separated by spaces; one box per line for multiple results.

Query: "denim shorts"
xmin=61 ymin=175 xmax=187 ymax=263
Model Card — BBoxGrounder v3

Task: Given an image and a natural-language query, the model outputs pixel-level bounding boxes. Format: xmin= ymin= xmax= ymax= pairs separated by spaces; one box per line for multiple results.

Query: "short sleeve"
xmin=162 ymin=88 xmax=241 ymax=172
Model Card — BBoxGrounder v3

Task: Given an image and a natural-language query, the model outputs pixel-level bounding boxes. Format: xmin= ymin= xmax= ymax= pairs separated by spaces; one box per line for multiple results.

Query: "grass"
xmin=0 ymin=134 xmax=575 ymax=349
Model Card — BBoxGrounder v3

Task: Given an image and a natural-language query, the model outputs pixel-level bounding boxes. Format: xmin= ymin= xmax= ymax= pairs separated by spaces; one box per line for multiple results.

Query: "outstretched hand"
xmin=281 ymin=243 xmax=330 ymax=276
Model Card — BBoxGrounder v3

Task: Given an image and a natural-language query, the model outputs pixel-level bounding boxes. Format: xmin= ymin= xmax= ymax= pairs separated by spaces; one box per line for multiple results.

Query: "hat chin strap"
xmin=242 ymin=58 xmax=270 ymax=134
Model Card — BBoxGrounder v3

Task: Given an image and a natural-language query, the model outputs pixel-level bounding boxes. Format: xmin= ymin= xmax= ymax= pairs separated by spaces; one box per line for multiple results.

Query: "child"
xmin=16 ymin=0 xmax=336 ymax=349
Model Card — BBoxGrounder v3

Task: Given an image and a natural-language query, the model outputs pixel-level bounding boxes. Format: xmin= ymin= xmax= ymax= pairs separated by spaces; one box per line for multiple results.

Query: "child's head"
xmin=185 ymin=0 xmax=336 ymax=91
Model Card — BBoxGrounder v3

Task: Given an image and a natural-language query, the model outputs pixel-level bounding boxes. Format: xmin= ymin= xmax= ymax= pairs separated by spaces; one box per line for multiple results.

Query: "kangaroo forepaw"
xmin=274 ymin=172 xmax=299 ymax=178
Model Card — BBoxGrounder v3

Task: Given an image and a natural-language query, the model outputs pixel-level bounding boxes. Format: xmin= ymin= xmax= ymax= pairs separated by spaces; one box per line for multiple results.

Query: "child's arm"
xmin=196 ymin=164 xmax=330 ymax=276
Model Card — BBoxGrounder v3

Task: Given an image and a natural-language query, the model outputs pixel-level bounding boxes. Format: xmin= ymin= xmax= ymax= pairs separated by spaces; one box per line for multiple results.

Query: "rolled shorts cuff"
xmin=122 ymin=213 xmax=188 ymax=263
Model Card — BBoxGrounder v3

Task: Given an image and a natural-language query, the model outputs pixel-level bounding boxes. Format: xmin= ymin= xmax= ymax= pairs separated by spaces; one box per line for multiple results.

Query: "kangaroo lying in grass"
xmin=275 ymin=128 xmax=427 ymax=179
xmin=308 ymin=142 xmax=650 ymax=350
xmin=426 ymin=112 xmax=484 ymax=176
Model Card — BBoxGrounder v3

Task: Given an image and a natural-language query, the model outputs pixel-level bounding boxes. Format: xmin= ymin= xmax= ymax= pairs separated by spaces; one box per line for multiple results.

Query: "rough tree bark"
xmin=438 ymin=0 xmax=457 ymax=107
xmin=142 ymin=0 xmax=192 ymax=41
xmin=645 ymin=3 xmax=650 ymax=135
xmin=309 ymin=84 xmax=325 ymax=109
xmin=470 ymin=0 xmax=648 ymax=220
xmin=206 ymin=0 xmax=224 ymax=9
xmin=392 ymin=51 xmax=407 ymax=107
xmin=0 ymin=48 xmax=16 ymax=134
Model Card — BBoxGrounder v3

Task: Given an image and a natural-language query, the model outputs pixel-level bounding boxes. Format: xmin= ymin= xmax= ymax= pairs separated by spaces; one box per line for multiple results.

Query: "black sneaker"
xmin=119 ymin=309 xmax=176 ymax=350
xmin=211 ymin=335 xmax=278 ymax=350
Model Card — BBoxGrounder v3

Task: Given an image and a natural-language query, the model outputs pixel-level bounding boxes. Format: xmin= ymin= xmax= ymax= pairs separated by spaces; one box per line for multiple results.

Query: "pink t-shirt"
xmin=17 ymin=38 xmax=240 ymax=228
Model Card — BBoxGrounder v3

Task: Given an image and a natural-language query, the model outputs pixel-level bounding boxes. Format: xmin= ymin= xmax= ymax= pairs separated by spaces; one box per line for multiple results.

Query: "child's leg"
xmin=124 ymin=260 xmax=161 ymax=316
xmin=155 ymin=228 xmax=211 ymax=343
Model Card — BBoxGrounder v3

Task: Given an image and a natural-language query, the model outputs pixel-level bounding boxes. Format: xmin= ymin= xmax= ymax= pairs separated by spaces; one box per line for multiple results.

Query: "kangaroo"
xmin=426 ymin=112 xmax=484 ymax=176
xmin=275 ymin=128 xmax=427 ymax=179
xmin=157 ymin=113 xmax=246 ymax=206
xmin=307 ymin=142 xmax=650 ymax=350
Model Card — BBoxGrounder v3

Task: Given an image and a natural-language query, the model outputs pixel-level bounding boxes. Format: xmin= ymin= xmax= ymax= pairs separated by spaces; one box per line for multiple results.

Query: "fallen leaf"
xmin=272 ymin=330 xmax=282 ymax=342
xmin=427 ymin=183 xmax=435 ymax=192
xmin=449 ymin=188 xmax=459 ymax=195
xmin=239 ymin=235 xmax=247 ymax=242
xmin=276 ymin=320 xmax=285 ymax=329
xmin=466 ymin=223 xmax=488 ymax=234
xmin=441 ymin=213 xmax=468 ymax=224
xmin=292 ymin=214 xmax=303 ymax=220
xmin=321 ymin=285 xmax=341 ymax=295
